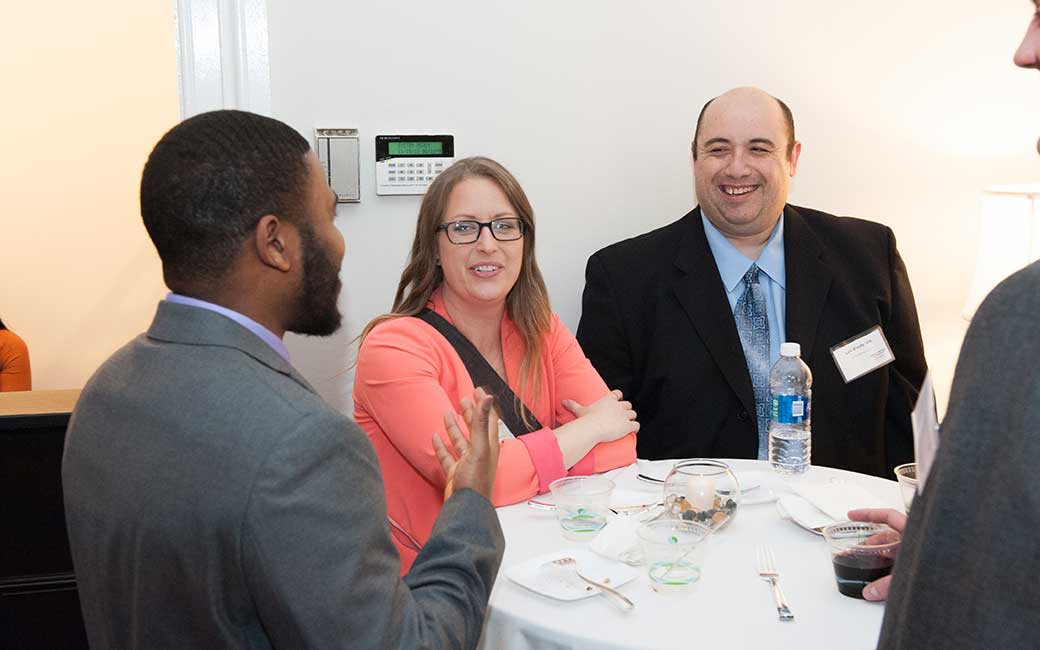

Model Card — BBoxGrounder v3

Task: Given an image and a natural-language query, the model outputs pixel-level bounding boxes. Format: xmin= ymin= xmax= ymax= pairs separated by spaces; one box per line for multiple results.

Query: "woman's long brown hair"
xmin=359 ymin=157 xmax=552 ymax=416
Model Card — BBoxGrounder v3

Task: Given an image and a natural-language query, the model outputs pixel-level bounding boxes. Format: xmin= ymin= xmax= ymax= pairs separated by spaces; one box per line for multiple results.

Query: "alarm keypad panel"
xmin=376 ymin=135 xmax=455 ymax=196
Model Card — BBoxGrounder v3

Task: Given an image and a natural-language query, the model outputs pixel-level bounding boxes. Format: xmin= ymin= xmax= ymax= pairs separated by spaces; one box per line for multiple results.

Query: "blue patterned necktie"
xmin=733 ymin=264 xmax=770 ymax=459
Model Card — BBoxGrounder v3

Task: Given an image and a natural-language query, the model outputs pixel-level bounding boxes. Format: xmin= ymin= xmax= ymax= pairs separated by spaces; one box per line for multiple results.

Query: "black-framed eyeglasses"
xmin=436 ymin=217 xmax=525 ymax=244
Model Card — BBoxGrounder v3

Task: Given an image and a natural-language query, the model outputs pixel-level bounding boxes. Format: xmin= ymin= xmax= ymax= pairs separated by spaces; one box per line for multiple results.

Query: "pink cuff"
xmin=519 ymin=428 xmax=567 ymax=494
xmin=568 ymin=450 xmax=596 ymax=476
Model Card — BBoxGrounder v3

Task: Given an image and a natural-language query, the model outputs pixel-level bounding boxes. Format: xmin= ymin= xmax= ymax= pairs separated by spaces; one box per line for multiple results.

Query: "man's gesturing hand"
xmin=433 ymin=387 xmax=500 ymax=501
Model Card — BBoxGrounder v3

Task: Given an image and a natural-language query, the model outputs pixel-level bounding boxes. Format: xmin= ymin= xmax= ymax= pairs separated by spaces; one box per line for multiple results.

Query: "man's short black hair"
xmin=692 ymin=94 xmax=797 ymax=160
xmin=140 ymin=110 xmax=311 ymax=287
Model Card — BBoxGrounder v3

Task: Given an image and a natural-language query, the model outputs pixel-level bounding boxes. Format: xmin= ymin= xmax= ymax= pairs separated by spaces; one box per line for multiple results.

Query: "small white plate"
xmin=527 ymin=489 xmax=660 ymax=513
xmin=740 ymin=487 xmax=777 ymax=506
xmin=506 ymin=548 xmax=638 ymax=601
xmin=733 ymin=471 xmax=777 ymax=505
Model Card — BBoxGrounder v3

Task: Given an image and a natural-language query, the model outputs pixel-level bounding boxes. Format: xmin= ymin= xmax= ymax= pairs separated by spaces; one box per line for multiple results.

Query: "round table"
xmin=478 ymin=459 xmax=903 ymax=650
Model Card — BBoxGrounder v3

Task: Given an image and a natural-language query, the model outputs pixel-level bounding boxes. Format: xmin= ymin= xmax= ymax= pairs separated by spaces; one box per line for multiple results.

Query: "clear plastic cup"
xmin=548 ymin=476 xmax=614 ymax=541
xmin=893 ymin=463 xmax=918 ymax=513
xmin=822 ymin=521 xmax=901 ymax=599
xmin=636 ymin=519 xmax=711 ymax=593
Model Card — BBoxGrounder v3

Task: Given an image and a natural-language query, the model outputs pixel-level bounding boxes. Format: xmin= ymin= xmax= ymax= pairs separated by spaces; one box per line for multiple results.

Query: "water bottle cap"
xmin=780 ymin=342 xmax=801 ymax=357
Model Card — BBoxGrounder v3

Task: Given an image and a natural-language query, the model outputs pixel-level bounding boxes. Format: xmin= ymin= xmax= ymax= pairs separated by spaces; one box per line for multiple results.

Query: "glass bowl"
xmin=662 ymin=459 xmax=740 ymax=531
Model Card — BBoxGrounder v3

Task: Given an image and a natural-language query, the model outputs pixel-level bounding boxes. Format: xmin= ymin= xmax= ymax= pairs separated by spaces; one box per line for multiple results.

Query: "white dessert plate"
xmin=527 ymin=489 xmax=661 ymax=513
xmin=506 ymin=548 xmax=638 ymax=601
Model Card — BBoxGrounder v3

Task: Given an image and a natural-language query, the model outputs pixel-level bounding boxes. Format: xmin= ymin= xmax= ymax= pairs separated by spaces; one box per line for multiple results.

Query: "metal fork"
xmin=756 ymin=545 xmax=794 ymax=621
xmin=551 ymin=557 xmax=635 ymax=611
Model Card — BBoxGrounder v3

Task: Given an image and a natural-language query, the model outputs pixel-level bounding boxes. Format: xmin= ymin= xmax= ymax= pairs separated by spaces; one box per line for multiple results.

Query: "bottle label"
xmin=772 ymin=394 xmax=810 ymax=424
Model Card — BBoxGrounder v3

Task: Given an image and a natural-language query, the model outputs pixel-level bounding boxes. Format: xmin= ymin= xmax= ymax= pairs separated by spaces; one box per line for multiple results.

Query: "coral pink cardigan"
xmin=354 ymin=290 xmax=637 ymax=573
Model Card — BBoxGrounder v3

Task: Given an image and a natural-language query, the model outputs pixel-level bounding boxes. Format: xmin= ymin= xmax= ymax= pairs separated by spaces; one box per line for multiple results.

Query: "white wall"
xmin=267 ymin=0 xmax=1040 ymax=416
xmin=1 ymin=3 xmax=179 ymax=390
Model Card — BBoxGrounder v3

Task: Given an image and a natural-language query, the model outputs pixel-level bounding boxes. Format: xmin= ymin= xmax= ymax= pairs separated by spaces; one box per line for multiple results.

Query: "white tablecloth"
xmin=478 ymin=459 xmax=904 ymax=650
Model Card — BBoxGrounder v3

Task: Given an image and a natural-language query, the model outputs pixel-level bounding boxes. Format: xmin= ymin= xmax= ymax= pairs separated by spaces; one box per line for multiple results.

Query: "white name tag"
xmin=497 ymin=418 xmax=516 ymax=442
xmin=829 ymin=325 xmax=895 ymax=383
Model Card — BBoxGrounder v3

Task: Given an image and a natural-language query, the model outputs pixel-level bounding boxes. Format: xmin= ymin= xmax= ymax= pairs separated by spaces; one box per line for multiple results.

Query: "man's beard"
xmin=286 ymin=224 xmax=342 ymax=337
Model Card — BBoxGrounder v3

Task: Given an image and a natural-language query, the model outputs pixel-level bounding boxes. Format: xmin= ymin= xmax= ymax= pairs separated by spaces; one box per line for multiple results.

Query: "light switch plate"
xmin=315 ymin=128 xmax=360 ymax=203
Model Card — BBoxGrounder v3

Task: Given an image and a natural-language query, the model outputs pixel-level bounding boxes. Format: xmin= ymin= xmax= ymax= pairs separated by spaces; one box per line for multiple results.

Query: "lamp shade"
xmin=962 ymin=184 xmax=1040 ymax=320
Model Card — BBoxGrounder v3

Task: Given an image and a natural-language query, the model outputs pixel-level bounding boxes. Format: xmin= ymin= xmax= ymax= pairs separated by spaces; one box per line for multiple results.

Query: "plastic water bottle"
xmin=769 ymin=342 xmax=812 ymax=474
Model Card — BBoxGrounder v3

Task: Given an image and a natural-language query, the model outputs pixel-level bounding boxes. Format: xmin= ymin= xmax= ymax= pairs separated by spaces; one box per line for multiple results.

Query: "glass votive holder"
xmin=548 ymin=476 xmax=615 ymax=541
xmin=893 ymin=463 xmax=918 ymax=513
xmin=662 ymin=459 xmax=741 ymax=530
xmin=637 ymin=519 xmax=711 ymax=593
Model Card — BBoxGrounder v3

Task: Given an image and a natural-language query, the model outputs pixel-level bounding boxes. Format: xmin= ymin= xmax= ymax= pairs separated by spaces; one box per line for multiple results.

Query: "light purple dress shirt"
xmin=164 ymin=293 xmax=290 ymax=362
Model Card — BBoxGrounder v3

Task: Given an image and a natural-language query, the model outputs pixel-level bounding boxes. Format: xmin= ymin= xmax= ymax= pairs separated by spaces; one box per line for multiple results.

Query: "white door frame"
xmin=174 ymin=0 xmax=271 ymax=118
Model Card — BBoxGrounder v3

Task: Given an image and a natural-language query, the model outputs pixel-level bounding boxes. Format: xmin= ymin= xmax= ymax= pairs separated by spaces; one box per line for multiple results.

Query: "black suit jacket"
xmin=576 ymin=205 xmax=927 ymax=478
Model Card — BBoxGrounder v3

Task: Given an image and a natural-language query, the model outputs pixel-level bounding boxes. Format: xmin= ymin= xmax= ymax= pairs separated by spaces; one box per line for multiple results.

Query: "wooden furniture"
xmin=0 ymin=389 xmax=88 ymax=648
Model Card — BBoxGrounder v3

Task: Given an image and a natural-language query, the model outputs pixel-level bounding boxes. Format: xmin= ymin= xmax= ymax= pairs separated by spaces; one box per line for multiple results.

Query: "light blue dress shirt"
xmin=164 ymin=293 xmax=291 ymax=362
xmin=701 ymin=214 xmax=787 ymax=371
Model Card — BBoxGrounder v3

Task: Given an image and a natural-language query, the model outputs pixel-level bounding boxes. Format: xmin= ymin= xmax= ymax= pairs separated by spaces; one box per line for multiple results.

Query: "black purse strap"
xmin=417 ymin=308 xmax=542 ymax=436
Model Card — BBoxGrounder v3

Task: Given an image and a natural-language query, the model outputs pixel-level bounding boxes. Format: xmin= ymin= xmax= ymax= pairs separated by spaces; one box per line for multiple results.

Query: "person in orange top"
xmin=355 ymin=157 xmax=638 ymax=572
xmin=0 ymin=317 xmax=32 ymax=392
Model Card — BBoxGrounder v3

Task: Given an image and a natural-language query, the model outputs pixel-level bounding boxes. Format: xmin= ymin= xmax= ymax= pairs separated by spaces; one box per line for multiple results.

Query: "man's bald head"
xmin=692 ymin=87 xmax=796 ymax=161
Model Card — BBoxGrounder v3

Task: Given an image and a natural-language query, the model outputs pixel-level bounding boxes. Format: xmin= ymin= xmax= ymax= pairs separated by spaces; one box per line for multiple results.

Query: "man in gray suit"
xmin=851 ymin=6 xmax=1040 ymax=647
xmin=62 ymin=110 xmax=505 ymax=649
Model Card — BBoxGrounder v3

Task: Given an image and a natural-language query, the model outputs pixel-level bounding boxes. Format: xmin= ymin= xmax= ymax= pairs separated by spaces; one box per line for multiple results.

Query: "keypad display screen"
xmin=388 ymin=141 xmax=444 ymax=156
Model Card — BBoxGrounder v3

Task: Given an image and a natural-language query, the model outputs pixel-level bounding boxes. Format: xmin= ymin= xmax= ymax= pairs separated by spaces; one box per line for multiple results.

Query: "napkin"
xmin=776 ymin=494 xmax=836 ymax=530
xmin=589 ymin=506 xmax=660 ymax=563
xmin=790 ymin=480 xmax=889 ymax=521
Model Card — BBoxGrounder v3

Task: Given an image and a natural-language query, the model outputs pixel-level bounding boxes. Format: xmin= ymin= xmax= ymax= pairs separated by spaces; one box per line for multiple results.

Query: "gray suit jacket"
xmin=62 ymin=302 xmax=504 ymax=649
xmin=878 ymin=261 xmax=1040 ymax=648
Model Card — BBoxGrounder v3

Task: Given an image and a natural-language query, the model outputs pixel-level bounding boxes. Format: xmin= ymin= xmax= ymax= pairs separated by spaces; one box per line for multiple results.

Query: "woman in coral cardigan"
xmin=355 ymin=157 xmax=638 ymax=572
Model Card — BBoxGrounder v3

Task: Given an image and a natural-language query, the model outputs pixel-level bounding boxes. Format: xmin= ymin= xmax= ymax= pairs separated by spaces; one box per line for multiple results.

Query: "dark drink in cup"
xmin=831 ymin=552 xmax=895 ymax=598
xmin=822 ymin=521 xmax=901 ymax=599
